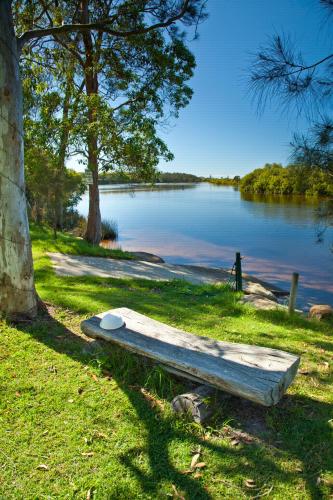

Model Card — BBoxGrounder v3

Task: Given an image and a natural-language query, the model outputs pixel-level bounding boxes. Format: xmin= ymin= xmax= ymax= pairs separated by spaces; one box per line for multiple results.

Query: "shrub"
xmin=69 ymin=215 xmax=118 ymax=241
xmin=101 ymin=218 xmax=118 ymax=241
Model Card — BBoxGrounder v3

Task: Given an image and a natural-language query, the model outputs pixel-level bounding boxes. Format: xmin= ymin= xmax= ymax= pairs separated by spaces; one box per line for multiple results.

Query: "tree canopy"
xmin=14 ymin=0 xmax=206 ymax=244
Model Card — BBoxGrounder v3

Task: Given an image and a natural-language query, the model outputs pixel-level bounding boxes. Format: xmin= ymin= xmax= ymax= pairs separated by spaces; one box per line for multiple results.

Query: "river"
xmin=77 ymin=183 xmax=333 ymax=308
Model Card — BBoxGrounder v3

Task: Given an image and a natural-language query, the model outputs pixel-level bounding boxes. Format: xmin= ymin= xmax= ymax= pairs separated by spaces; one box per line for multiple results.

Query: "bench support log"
xmin=171 ymin=385 xmax=217 ymax=424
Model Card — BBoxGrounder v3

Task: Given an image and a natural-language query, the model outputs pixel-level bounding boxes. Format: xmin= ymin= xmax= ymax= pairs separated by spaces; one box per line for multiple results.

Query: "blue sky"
xmin=157 ymin=0 xmax=332 ymax=177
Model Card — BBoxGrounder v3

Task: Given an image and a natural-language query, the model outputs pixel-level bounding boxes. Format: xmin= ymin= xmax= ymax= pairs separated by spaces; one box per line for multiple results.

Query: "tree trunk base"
xmin=3 ymin=290 xmax=45 ymax=323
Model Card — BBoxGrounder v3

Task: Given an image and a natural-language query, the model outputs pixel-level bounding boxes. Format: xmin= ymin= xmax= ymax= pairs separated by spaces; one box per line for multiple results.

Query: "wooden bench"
xmin=81 ymin=307 xmax=300 ymax=406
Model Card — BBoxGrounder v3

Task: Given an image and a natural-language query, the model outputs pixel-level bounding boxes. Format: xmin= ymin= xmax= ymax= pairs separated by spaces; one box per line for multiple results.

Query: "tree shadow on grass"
xmin=17 ymin=309 xmax=333 ymax=499
xmin=313 ymin=340 xmax=333 ymax=353
xmin=36 ymin=276 xmax=245 ymax=330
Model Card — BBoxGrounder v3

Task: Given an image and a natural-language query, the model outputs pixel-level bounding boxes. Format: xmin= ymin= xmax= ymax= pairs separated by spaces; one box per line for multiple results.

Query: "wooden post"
xmin=235 ymin=252 xmax=242 ymax=291
xmin=288 ymin=273 xmax=299 ymax=314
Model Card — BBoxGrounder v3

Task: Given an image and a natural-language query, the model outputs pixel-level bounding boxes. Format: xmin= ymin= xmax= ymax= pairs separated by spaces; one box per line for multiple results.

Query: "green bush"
xmin=70 ymin=215 xmax=118 ymax=241
xmin=101 ymin=218 xmax=118 ymax=241
xmin=240 ymin=163 xmax=333 ymax=196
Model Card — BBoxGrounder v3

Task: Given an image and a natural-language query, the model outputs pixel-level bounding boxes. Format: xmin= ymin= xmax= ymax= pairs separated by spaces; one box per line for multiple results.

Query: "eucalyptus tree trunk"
xmin=83 ymin=83 xmax=101 ymax=245
xmin=0 ymin=0 xmax=37 ymax=318
xmin=85 ymin=153 xmax=101 ymax=245
xmin=81 ymin=0 xmax=102 ymax=245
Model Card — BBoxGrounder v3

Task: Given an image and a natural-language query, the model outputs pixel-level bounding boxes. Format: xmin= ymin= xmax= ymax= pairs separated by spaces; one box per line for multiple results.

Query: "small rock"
xmin=241 ymin=294 xmax=280 ymax=310
xmin=244 ymin=282 xmax=277 ymax=302
xmin=131 ymin=251 xmax=165 ymax=263
xmin=309 ymin=305 xmax=333 ymax=321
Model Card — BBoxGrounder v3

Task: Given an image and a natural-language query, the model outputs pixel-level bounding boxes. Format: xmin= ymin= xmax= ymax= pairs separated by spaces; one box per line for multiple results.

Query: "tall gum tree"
xmin=61 ymin=2 xmax=198 ymax=244
xmin=0 ymin=1 xmax=37 ymax=318
xmin=0 ymin=0 xmax=206 ymax=318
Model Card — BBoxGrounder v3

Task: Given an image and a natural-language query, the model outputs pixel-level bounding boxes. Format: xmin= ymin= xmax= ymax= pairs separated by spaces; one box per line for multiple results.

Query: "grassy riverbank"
xmin=30 ymin=224 xmax=132 ymax=260
xmin=0 ymin=227 xmax=332 ymax=499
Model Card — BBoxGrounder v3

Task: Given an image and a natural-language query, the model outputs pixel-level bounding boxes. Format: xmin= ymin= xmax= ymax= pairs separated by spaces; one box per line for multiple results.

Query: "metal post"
xmin=288 ymin=272 xmax=299 ymax=314
xmin=235 ymin=252 xmax=242 ymax=292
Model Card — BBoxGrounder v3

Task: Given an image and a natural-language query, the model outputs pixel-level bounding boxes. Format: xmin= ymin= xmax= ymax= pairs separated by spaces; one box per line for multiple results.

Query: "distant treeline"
xmin=240 ymin=163 xmax=333 ymax=197
xmin=206 ymin=176 xmax=240 ymax=186
xmin=99 ymin=164 xmax=333 ymax=196
xmin=158 ymin=172 xmax=201 ymax=182
xmin=99 ymin=171 xmax=202 ymax=184
xmin=99 ymin=172 xmax=137 ymax=184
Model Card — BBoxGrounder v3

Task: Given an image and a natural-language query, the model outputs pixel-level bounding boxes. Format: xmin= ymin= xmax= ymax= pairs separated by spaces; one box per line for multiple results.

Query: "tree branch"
xmin=278 ymin=53 xmax=333 ymax=79
xmin=17 ymin=0 xmax=191 ymax=52
xmin=111 ymin=90 xmax=148 ymax=112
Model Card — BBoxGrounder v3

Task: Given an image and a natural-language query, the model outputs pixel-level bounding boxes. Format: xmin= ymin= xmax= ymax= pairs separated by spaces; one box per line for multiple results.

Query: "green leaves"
xmin=240 ymin=163 xmax=333 ymax=196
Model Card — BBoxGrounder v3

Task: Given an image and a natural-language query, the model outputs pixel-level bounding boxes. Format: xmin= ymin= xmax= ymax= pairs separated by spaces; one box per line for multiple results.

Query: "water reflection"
xmin=240 ymin=192 xmax=321 ymax=206
xmin=99 ymin=183 xmax=197 ymax=194
xmin=240 ymin=192 xmax=321 ymax=224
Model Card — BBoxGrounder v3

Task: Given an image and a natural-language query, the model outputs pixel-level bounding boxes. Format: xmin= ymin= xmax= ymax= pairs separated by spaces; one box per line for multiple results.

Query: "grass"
xmin=30 ymin=223 xmax=132 ymax=259
xmin=0 ymin=227 xmax=332 ymax=499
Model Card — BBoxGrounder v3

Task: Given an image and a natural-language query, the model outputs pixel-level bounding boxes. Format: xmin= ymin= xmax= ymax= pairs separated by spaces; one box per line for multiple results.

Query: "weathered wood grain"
xmin=81 ymin=307 xmax=300 ymax=406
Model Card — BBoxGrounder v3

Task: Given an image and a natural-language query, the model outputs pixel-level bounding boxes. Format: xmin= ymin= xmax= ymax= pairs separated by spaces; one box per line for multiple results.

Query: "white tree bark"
xmin=0 ymin=0 xmax=37 ymax=318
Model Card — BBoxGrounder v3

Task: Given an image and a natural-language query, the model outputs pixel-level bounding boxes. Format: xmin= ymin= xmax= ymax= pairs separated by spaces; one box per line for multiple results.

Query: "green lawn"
xmin=0 ymin=227 xmax=332 ymax=499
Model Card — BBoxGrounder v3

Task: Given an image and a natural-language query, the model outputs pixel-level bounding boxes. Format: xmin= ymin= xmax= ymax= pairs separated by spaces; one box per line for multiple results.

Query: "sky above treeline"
xmin=157 ymin=0 xmax=332 ymax=177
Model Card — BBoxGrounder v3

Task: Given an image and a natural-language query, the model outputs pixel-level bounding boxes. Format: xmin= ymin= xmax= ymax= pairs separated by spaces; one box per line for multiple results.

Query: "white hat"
xmin=100 ymin=313 xmax=124 ymax=330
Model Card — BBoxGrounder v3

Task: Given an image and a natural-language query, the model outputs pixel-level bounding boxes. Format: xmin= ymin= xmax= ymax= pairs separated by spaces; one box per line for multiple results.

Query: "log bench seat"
xmin=81 ymin=307 xmax=300 ymax=406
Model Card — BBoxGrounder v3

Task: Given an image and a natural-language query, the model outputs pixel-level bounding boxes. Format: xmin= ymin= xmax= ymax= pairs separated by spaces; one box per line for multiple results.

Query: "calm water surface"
xmin=77 ymin=183 xmax=333 ymax=307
